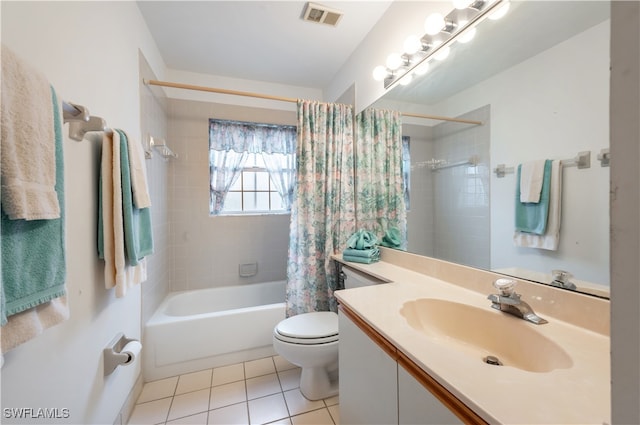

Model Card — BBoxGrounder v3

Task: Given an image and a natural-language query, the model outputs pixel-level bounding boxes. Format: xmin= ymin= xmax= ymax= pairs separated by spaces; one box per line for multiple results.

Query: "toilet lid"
xmin=275 ymin=312 xmax=338 ymax=344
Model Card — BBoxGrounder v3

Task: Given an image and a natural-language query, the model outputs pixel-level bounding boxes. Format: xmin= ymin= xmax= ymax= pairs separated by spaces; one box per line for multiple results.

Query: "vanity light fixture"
xmin=373 ymin=0 xmax=510 ymax=89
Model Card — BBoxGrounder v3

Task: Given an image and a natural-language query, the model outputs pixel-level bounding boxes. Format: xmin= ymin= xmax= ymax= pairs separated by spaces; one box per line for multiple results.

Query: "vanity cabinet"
xmin=339 ymin=305 xmax=479 ymax=425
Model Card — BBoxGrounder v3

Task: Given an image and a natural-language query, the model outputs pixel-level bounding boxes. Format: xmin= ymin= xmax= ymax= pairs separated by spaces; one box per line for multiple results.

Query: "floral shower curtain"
xmin=286 ymin=100 xmax=355 ymax=316
xmin=355 ymin=108 xmax=407 ymax=248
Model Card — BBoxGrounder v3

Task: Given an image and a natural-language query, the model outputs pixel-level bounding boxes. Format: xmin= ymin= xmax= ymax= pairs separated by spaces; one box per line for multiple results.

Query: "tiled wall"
xmin=167 ymin=99 xmax=293 ymax=291
xmin=431 ymin=105 xmax=491 ymax=269
xmin=139 ymin=55 xmax=171 ymax=324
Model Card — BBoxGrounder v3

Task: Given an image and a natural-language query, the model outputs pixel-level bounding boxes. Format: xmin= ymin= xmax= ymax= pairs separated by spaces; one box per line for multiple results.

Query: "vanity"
xmin=334 ymin=248 xmax=610 ymax=425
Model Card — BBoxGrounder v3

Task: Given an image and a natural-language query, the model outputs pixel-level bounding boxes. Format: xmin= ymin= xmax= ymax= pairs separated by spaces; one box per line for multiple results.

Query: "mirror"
xmin=373 ymin=1 xmax=611 ymax=298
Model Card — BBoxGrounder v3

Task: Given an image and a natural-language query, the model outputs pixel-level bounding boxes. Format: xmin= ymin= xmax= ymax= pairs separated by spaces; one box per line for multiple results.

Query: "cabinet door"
xmin=339 ymin=311 xmax=398 ymax=425
xmin=398 ymin=366 xmax=462 ymax=425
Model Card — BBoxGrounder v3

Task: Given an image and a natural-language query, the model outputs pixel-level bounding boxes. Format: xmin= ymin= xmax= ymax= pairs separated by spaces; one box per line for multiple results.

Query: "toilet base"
xmin=299 ymin=363 xmax=339 ymax=401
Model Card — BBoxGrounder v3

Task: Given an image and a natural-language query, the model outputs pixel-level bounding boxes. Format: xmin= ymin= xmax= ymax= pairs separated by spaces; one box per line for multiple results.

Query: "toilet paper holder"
xmin=104 ymin=333 xmax=142 ymax=376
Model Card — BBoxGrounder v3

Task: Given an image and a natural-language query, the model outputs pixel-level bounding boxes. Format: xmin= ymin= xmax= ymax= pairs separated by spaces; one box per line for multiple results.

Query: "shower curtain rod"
xmin=143 ymin=79 xmax=483 ymax=125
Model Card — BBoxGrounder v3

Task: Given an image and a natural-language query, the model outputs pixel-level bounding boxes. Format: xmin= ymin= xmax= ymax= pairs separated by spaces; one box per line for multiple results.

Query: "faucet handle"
xmin=493 ymin=278 xmax=517 ymax=296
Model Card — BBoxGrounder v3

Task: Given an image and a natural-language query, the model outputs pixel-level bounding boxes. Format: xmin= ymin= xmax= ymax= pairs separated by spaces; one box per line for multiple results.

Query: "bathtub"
xmin=143 ymin=280 xmax=286 ymax=381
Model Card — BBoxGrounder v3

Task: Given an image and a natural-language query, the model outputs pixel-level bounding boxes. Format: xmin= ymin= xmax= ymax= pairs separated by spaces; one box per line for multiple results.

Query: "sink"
xmin=400 ymin=298 xmax=573 ymax=373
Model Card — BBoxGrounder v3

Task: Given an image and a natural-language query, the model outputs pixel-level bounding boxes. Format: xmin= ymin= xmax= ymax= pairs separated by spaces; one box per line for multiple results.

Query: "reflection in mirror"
xmin=373 ymin=1 xmax=610 ymax=298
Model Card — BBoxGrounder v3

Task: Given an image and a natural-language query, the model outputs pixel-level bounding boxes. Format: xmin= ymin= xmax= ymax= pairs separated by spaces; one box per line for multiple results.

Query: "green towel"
xmin=1 ymin=87 xmax=66 ymax=325
xmin=342 ymin=254 xmax=379 ymax=264
xmin=343 ymin=247 xmax=380 ymax=259
xmin=116 ymin=129 xmax=154 ymax=266
xmin=346 ymin=229 xmax=378 ymax=250
xmin=379 ymin=227 xmax=402 ymax=248
xmin=515 ymin=160 xmax=552 ymax=235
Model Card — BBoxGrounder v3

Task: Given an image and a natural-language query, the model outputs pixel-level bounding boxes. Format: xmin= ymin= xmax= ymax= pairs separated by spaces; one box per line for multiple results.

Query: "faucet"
xmin=550 ymin=270 xmax=577 ymax=291
xmin=487 ymin=278 xmax=548 ymax=325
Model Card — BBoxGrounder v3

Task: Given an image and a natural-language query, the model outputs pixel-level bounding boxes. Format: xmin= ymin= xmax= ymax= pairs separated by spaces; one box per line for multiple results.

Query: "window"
xmin=209 ymin=119 xmax=296 ymax=216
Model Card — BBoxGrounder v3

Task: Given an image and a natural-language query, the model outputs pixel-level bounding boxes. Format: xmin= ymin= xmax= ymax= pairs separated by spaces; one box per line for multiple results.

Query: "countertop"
xmin=334 ymin=259 xmax=610 ymax=425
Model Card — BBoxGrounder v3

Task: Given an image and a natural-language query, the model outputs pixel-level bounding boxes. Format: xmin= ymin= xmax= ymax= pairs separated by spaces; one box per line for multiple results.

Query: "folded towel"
xmin=125 ymin=131 xmax=152 ymax=209
xmin=343 ymin=247 xmax=380 ymax=259
xmin=379 ymin=227 xmax=402 ymax=248
xmin=99 ymin=130 xmax=148 ymax=297
xmin=346 ymin=229 xmax=378 ymax=250
xmin=0 ymin=45 xmax=60 ymax=220
xmin=515 ymin=160 xmax=552 ymax=235
xmin=1 ymin=87 xmax=67 ymax=325
xmin=514 ymin=159 xmax=562 ymax=250
xmin=342 ymin=254 xmax=379 ymax=264
xmin=519 ymin=159 xmax=546 ymax=203
xmin=117 ymin=130 xmax=154 ymax=266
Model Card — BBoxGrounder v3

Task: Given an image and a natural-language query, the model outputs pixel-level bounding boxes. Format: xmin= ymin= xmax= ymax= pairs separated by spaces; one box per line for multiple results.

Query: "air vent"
xmin=302 ymin=2 xmax=343 ymax=27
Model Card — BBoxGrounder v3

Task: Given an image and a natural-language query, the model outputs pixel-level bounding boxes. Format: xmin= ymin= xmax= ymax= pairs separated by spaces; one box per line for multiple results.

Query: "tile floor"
xmin=128 ymin=356 xmax=339 ymax=425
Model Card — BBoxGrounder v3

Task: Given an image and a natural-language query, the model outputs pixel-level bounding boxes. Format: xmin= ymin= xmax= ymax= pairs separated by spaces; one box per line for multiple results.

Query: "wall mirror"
xmin=372 ymin=1 xmax=611 ymax=298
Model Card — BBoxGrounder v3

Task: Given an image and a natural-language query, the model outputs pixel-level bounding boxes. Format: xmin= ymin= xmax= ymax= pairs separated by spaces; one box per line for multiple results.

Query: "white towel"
xmin=519 ymin=159 xmax=546 ymax=203
xmin=123 ymin=131 xmax=152 ymax=209
xmin=101 ymin=131 xmax=146 ymax=297
xmin=514 ymin=159 xmax=562 ymax=250
xmin=0 ymin=45 xmax=59 ymax=220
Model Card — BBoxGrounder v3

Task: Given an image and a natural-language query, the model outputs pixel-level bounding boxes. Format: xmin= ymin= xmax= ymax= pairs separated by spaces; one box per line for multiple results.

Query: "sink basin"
xmin=400 ymin=298 xmax=573 ymax=373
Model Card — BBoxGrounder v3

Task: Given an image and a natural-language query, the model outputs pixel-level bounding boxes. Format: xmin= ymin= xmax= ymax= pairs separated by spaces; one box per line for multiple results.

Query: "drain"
xmin=484 ymin=355 xmax=503 ymax=366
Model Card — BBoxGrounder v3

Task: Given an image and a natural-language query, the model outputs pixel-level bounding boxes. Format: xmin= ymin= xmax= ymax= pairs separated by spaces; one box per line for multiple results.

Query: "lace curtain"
xmin=286 ymin=100 xmax=355 ymax=316
xmin=209 ymin=119 xmax=296 ymax=214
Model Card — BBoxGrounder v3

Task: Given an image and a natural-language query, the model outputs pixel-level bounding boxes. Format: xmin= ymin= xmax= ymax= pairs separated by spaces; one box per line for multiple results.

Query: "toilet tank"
xmin=341 ymin=265 xmax=386 ymax=289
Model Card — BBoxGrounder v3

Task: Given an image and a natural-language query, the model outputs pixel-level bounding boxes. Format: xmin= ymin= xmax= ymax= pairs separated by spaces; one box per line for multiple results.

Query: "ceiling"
xmin=136 ymin=1 xmax=392 ymax=89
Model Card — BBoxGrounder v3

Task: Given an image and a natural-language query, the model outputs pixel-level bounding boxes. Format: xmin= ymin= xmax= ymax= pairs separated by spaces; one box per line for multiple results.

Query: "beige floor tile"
xmin=273 ymin=355 xmax=297 ymax=372
xmin=208 ymin=402 xmax=249 ymax=425
xmin=167 ymin=388 xmax=211 ymax=421
xmin=265 ymin=419 xmax=292 ymax=425
xmin=128 ymin=397 xmax=172 ymax=425
xmin=176 ymin=369 xmax=213 ymax=395
xmin=246 ymin=373 xmax=281 ymax=400
xmin=291 ymin=408 xmax=335 ymax=425
xmin=327 ymin=405 xmax=339 ymax=425
xmin=212 ymin=363 xmax=245 ymax=386
xmin=245 ymin=357 xmax=276 ymax=379
xmin=137 ymin=376 xmax=179 ymax=403
xmin=323 ymin=396 xmax=338 ymax=407
xmin=248 ymin=393 xmax=289 ymax=425
xmin=209 ymin=380 xmax=247 ymax=410
xmin=283 ymin=389 xmax=325 ymax=416
xmin=166 ymin=412 xmax=208 ymax=424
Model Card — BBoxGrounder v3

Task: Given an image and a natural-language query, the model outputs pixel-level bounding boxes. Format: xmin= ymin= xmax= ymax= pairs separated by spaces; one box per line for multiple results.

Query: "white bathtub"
xmin=143 ymin=280 xmax=286 ymax=381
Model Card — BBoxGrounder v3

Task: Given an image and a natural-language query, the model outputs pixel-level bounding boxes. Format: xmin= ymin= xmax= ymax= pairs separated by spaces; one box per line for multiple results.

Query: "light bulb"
xmin=457 ymin=26 xmax=476 ymax=43
xmin=489 ymin=1 xmax=510 ymax=20
xmin=386 ymin=53 xmax=403 ymax=70
xmin=452 ymin=0 xmax=473 ymax=9
xmin=403 ymin=35 xmax=422 ymax=55
xmin=413 ymin=61 xmax=430 ymax=76
xmin=434 ymin=46 xmax=450 ymax=61
xmin=372 ymin=65 xmax=388 ymax=81
xmin=424 ymin=13 xmax=445 ymax=35
xmin=399 ymin=74 xmax=413 ymax=86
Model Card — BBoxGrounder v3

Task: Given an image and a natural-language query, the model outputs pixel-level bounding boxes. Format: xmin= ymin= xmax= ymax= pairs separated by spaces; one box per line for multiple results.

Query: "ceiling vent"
xmin=302 ymin=2 xmax=343 ymax=27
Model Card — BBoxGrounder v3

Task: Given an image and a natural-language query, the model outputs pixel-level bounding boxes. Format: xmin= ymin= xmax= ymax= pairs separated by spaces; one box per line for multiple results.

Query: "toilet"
xmin=273 ymin=266 xmax=383 ymax=400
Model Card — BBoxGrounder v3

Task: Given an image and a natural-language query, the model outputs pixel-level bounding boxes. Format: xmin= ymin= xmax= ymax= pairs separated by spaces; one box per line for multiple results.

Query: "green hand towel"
xmin=379 ymin=227 xmax=402 ymax=248
xmin=343 ymin=247 xmax=380 ymax=259
xmin=342 ymin=254 xmax=379 ymax=264
xmin=1 ymin=87 xmax=66 ymax=325
xmin=346 ymin=229 xmax=378 ymax=250
xmin=117 ymin=130 xmax=154 ymax=266
xmin=515 ymin=160 xmax=552 ymax=235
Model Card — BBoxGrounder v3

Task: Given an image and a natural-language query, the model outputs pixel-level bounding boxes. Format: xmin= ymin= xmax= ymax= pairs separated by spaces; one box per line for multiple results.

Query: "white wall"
xmin=431 ymin=21 xmax=610 ymax=286
xmin=1 ymin=2 xmax=165 ymax=424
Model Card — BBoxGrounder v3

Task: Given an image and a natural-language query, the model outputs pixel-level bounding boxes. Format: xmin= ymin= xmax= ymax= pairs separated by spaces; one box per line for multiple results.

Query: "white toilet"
xmin=273 ymin=266 xmax=383 ymax=400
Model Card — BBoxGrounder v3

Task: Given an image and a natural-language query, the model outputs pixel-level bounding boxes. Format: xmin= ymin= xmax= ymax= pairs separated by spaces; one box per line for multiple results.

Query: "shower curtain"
xmin=285 ymin=100 xmax=355 ymax=316
xmin=355 ymin=108 xmax=407 ymax=247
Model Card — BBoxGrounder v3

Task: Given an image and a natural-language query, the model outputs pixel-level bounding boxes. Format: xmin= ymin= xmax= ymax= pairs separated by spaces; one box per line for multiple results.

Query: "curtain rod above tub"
xmin=143 ymin=79 xmax=483 ymax=126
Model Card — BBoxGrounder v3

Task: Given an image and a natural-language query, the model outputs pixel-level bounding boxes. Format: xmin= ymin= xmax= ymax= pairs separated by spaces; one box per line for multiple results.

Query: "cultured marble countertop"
xmin=334 ymin=259 xmax=610 ymax=425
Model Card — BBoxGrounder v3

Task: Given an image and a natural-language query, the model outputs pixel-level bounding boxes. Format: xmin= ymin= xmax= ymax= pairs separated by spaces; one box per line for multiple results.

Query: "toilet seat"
xmin=274 ymin=312 xmax=338 ymax=345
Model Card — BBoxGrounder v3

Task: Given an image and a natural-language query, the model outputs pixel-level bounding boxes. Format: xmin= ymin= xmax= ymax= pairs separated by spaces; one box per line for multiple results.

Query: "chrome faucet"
xmin=550 ymin=269 xmax=577 ymax=291
xmin=487 ymin=278 xmax=548 ymax=325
